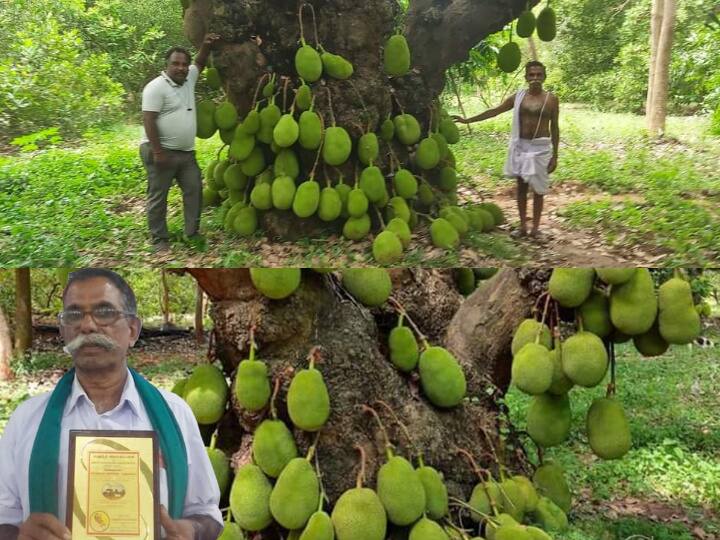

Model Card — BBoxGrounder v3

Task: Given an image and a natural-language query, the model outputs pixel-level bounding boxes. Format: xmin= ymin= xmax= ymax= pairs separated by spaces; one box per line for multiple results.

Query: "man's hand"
xmin=160 ymin=506 xmax=195 ymax=540
xmin=202 ymin=33 xmax=221 ymax=49
xmin=450 ymin=114 xmax=468 ymax=124
xmin=17 ymin=513 xmax=70 ymax=540
xmin=547 ymin=155 xmax=558 ymax=173
xmin=153 ymin=150 xmax=171 ymax=168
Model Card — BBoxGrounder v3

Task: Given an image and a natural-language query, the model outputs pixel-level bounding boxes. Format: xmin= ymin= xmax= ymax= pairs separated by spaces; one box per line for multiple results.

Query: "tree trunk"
xmin=645 ymin=0 xmax=663 ymax=117
xmin=161 ymin=269 xmax=171 ymax=328
xmin=647 ymin=0 xmax=676 ymax=136
xmin=185 ymin=268 xmax=543 ymax=536
xmin=195 ymin=283 xmax=205 ymax=344
xmin=0 ymin=303 xmax=13 ymax=381
xmin=14 ymin=269 xmax=32 ymax=354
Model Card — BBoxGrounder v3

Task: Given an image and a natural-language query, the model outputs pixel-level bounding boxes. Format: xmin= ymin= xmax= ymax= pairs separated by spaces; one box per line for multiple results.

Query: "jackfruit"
xmin=258 ymin=101 xmax=282 ymax=144
xmin=408 ymin=517 xmax=448 ymax=539
xmin=323 ymin=126 xmax=352 ymax=166
xmin=477 ymin=202 xmax=505 ymax=225
xmin=184 ymin=364 xmax=228 ymax=425
xmin=296 ymin=84 xmax=312 ymax=111
xmin=287 ymin=366 xmax=330 ymax=431
xmin=484 ymin=514 xmax=519 ymax=540
xmin=386 ymin=218 xmax=412 ymax=248
xmin=388 ymin=322 xmax=419 ymax=372
xmin=533 ymin=496 xmax=567 ymax=531
xmin=610 ymin=268 xmax=657 ymax=335
xmin=341 ymin=268 xmax=392 ymax=307
xmin=299 ymin=110 xmax=323 ymax=150
xmin=250 ymin=268 xmax=301 ymax=300
xmin=252 ymin=418 xmax=298 ymax=477
xmin=203 ymin=188 xmax=221 ymax=208
xmin=516 ymin=10 xmax=536 ymax=38
xmin=455 ymin=268 xmax=476 ymax=296
xmin=547 ymin=346 xmax=573 ymax=395
xmin=171 ymin=378 xmax=187 ymax=398
xmin=234 ymin=357 xmax=271 ymax=411
xmin=273 ymin=113 xmax=300 ymax=148
xmin=299 ymin=511 xmax=334 ymax=540
xmin=317 ymin=186 xmax=342 ymax=222
xmin=578 ymin=289 xmax=611 ymax=338
xmin=511 ymin=319 xmax=552 ymax=356
xmin=343 ymin=214 xmax=371 ymax=240
xmin=587 ymin=397 xmax=632 ymax=460
xmin=439 ymin=118 xmax=460 ymax=144
xmin=269 ymin=457 xmax=320 ymax=530
xmin=378 ymin=455 xmax=427 ymax=525
xmin=321 ymin=51 xmax=354 ymax=79
xmin=296 ymin=43 xmax=323 ymax=82
xmin=331 ymin=487 xmax=387 ymax=540
xmin=536 ymin=7 xmax=557 ymax=42
xmin=633 ymin=321 xmax=669 ymax=357
xmin=215 ymin=101 xmax=238 ymax=130
xmin=440 ymin=207 xmax=469 ymax=236
xmin=360 ymin=166 xmax=387 ymax=203
xmin=533 ymin=462 xmax=571 ymax=513
xmin=220 ymin=127 xmax=235 ymax=145
xmin=214 ymin=160 xmax=231 ymax=187
xmin=380 ymin=118 xmax=395 ymax=141
xmin=358 ymin=132 xmax=379 ymax=165
xmin=417 ymin=465 xmax=448 ymax=520
xmin=468 ymin=481 xmax=500 ymax=522
xmin=240 ymin=147 xmax=266 ymax=177
xmin=229 ymin=463 xmax=273 ymax=531
xmin=205 ymin=67 xmax=221 ymax=89
xmin=498 ymin=478 xmax=526 ymax=522
xmin=467 ymin=207 xmax=495 ymax=232
xmin=274 ymin=148 xmax=300 ymax=179
xmin=233 ymin=206 xmax=258 ymax=236
xmin=394 ymin=114 xmax=422 ymax=145
xmin=561 ymin=331 xmax=608 ymax=387
xmin=418 ymin=181 xmax=435 ymax=206
xmin=347 ymin=188 xmax=369 ymax=218
xmin=373 ymin=230 xmax=404 ymax=264
xmin=497 ymin=42 xmax=521 ymax=73
xmin=527 ymin=393 xmax=571 ymax=447
xmin=207 ymin=446 xmax=230 ymax=495
xmin=430 ymin=218 xmax=460 ymax=249
xmin=383 ymin=34 xmax=411 ymax=77
xmin=431 ymin=132 xmax=449 ymax=160
xmin=394 ymin=169 xmax=418 ymax=198
xmin=262 ymin=75 xmax=275 ymax=98
xmin=548 ymin=268 xmax=595 ymax=308
xmin=596 ymin=268 xmax=635 ymax=285
xmin=241 ymin=108 xmax=261 ymax=135
xmin=224 ymin=164 xmax=249 ymax=190
xmin=293 ymin=179 xmax=321 ymax=218
xmin=217 ymin=522 xmax=244 ymax=540
xmin=386 ymin=197 xmax=411 ymax=223
xmin=271 ymin=175 xmax=297 ymax=210
xmin=418 ymin=346 xmax=466 ymax=408
xmin=526 ymin=526 xmax=552 ymax=540
xmin=438 ymin=167 xmax=457 ymax=192
xmin=250 ymin=183 xmax=273 ymax=210
xmin=417 ymin=137 xmax=440 ymax=169
xmin=512 ymin=476 xmax=538 ymax=512
xmin=335 ymin=182 xmax=352 ymax=217
xmin=197 ymin=101 xmax=217 ymax=139
xmin=512 ymin=343 xmax=553 ymax=395
xmin=658 ymin=277 xmax=701 ymax=344
xmin=494 ymin=526 xmax=531 ymax=540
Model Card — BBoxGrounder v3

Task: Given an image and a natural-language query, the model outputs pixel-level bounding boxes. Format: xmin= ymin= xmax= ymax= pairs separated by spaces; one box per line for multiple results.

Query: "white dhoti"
xmin=503 ymin=89 xmax=553 ymax=195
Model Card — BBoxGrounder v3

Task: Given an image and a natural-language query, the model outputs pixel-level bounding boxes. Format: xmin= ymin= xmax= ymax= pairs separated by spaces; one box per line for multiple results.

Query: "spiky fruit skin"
xmin=234 ymin=359 xmax=271 ymax=411
xmin=377 ymin=456 xmax=427 ymax=526
xmin=512 ymin=475 xmax=539 ymax=512
xmin=331 ymin=488 xmax=387 ymax=540
xmin=498 ymin=478 xmax=526 ymax=522
xmin=299 ymin=511 xmax=335 ymax=540
xmin=341 ymin=268 xmax=392 ymax=307
xmin=323 ymin=126 xmax=352 ymax=166
xmin=386 ymin=218 xmax=412 ymax=249
xmin=516 ymin=10 xmax=536 ymax=38
xmin=511 ymin=319 xmax=552 ymax=355
xmin=495 ymin=525 xmax=532 ymax=540
xmin=587 ymin=397 xmax=632 ymax=460
xmin=394 ymin=114 xmax=421 ymax=145
xmin=439 ymin=118 xmax=460 ymax=144
xmin=561 ymin=331 xmax=608 ymax=387
xmin=287 ymin=368 xmax=330 ymax=432
xmin=272 ymin=176 xmax=297 ymax=210
xmin=526 ymin=526 xmax=553 ymax=540
xmin=633 ymin=322 xmax=669 ymax=357
xmin=295 ymin=44 xmax=323 ymax=82
xmin=610 ymin=268 xmax=657 ymax=335
xmin=207 ymin=447 xmax=230 ymax=495
xmin=252 ymin=419 xmax=298 ymax=478
xmin=485 ymin=514 xmax=519 ymax=540
xmin=388 ymin=325 xmax=419 ymax=371
xmin=511 ymin=343 xmax=553 ymax=395
xmin=497 ymin=42 xmax=521 ymax=72
xmin=229 ymin=464 xmax=273 ymax=531
xmin=418 ymin=346 xmax=466 ymax=408
xmin=533 ymin=463 xmax=571 ymax=513
xmin=408 ymin=517 xmax=449 ymax=540
xmin=170 ymin=378 xmax=187 ymax=398
xmin=533 ymin=496 xmax=568 ymax=531
xmin=548 ymin=268 xmax=595 ymax=307
xmin=455 ymin=268 xmax=477 ymax=296
xmin=527 ymin=393 xmax=571 ymax=447
xmin=536 ymin=7 xmax=557 ymax=41
xmin=468 ymin=481 xmax=500 ymax=522
xmin=596 ymin=268 xmax=636 ymax=285
xmin=184 ymin=364 xmax=228 ymax=425
xmin=417 ymin=466 xmax=449 ymax=519
xmin=373 ymin=231 xmax=404 ymax=265
xmin=250 ymin=268 xmax=301 ymax=299
xmin=579 ymin=290 xmax=611 ymax=338
xmin=547 ymin=347 xmax=573 ymax=395
xmin=658 ymin=277 xmax=701 ymax=344
xmin=343 ymin=214 xmax=371 ymax=241
xmin=270 ymin=457 xmax=320 ymax=530
xmin=430 ymin=218 xmax=460 ymax=249
xmin=383 ymin=34 xmax=411 ymax=76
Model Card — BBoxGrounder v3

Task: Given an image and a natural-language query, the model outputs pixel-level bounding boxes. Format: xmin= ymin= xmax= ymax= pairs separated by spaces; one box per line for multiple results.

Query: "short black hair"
xmin=525 ymin=61 xmax=547 ymax=75
xmin=164 ymin=47 xmax=192 ymax=64
xmin=62 ymin=269 xmax=137 ymax=315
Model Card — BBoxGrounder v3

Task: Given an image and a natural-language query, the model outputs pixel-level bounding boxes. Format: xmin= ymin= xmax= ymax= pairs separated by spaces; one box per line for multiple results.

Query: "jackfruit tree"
xmin=168 ymin=267 xmax=708 ymax=539
xmin=183 ymin=0 xmax=544 ymax=261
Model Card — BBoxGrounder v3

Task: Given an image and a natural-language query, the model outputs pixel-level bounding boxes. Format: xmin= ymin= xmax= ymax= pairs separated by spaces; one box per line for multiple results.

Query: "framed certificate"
xmin=66 ymin=430 xmax=160 ymax=539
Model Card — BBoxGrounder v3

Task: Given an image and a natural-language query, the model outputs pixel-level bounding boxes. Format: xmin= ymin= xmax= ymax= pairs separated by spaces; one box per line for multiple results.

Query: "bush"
xmin=711 ymin=105 xmax=720 ymax=136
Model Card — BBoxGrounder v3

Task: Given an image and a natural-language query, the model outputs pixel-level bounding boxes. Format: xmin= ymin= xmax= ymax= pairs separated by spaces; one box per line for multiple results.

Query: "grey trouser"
xmin=139 ymin=142 xmax=202 ymax=242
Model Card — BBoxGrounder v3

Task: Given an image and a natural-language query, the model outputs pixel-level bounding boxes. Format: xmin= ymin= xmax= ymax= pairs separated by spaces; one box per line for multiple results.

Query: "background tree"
xmin=646 ymin=0 xmax=677 ymax=136
xmin=13 ymin=269 xmax=32 ymax=355
xmin=0 ymin=303 xmax=12 ymax=381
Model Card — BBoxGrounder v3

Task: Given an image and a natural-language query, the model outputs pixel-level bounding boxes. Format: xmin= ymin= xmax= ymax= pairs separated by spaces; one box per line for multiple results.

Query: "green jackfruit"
xmin=394 ymin=169 xmax=418 ymax=198
xmin=408 ymin=517 xmax=449 ymax=540
xmin=373 ymin=230 xmax=404 ymax=264
xmin=215 ymin=101 xmax=238 ymax=130
xmin=343 ymin=214 xmax=371 ymax=240
xmin=293 ymin=179 xmax=321 ymax=218
xmin=394 ymin=114 xmax=421 ymax=145
xmin=431 ymin=132 xmax=449 ymax=160
xmin=220 ymin=127 xmax=235 ymax=145
xmin=596 ymin=268 xmax=635 ymax=285
xmin=498 ymin=478 xmax=526 ymax=522
xmin=497 ymin=42 xmax=521 ymax=73
xmin=331 ymin=487 xmax=387 ymax=540
xmin=207 ymin=446 xmax=230 ymax=495
xmin=229 ymin=463 xmax=273 ymax=531
xmin=224 ymin=163 xmax=249 ymax=190
xmin=512 ymin=343 xmax=553 ymax=395
xmin=341 ymin=268 xmax=392 ymax=307
xmin=171 ymin=378 xmax=187 ymax=398
xmin=578 ymin=289 xmax=611 ymax=338
xmin=418 ymin=346 xmax=466 ymax=408
xmin=287 ymin=367 xmax=330 ymax=431
xmin=217 ymin=522 xmax=244 ymax=540
xmin=477 ymin=202 xmax=505 ymax=225
xmin=386 ymin=218 xmax=411 ymax=248
xmin=299 ymin=511 xmax=334 ymax=540
xmin=240 ymin=147 xmax=266 ymax=177
xmin=439 ymin=118 xmax=460 ymax=144
xmin=359 ymin=166 xmax=387 ymax=203
xmin=386 ymin=197 xmax=411 ymax=224
xmin=417 ymin=137 xmax=440 ymax=169
xmin=536 ymin=7 xmax=557 ymax=42
xmin=383 ymin=34 xmax=411 ymax=77
xmin=296 ymin=43 xmax=323 ymax=82
xmin=561 ymin=331 xmax=608 ymax=387
xmin=380 ymin=118 xmax=395 ymax=141
xmin=241 ymin=108 xmax=261 ymax=135
xmin=455 ymin=268 xmax=476 ymax=296
xmin=299 ymin=110 xmax=323 ymax=150
xmin=495 ymin=525 xmax=531 ymax=540
xmin=533 ymin=462 xmax=571 ymax=513
xmin=318 ymin=186 xmax=343 ymax=222
xmin=347 ymin=188 xmax=369 ymax=218
xmin=467 ymin=207 xmax=494 ymax=232
xmin=323 ymin=126 xmax=352 ymax=165
xmin=336 ymin=182 xmax=352 ymax=217
xmin=252 ymin=419 xmax=298 ymax=478
xmin=418 ymin=181 xmax=435 ymax=206
xmin=250 ymin=268 xmax=301 ymax=300
xmin=633 ymin=321 xmax=669 ymax=357
xmin=417 ymin=466 xmax=448 ymax=520
xmin=526 ymin=526 xmax=552 ymax=540
xmin=438 ymin=167 xmax=457 ymax=192
xmin=271 ymin=176 xmax=297 ymax=210
xmin=547 ymin=346 xmax=573 ymax=395
xmin=468 ymin=481 xmax=500 ymax=522
xmin=269 ymin=457 xmax=320 ymax=530
xmin=658 ymin=277 xmax=701 ymax=344
xmin=358 ymin=132 xmax=379 ymax=165
xmin=440 ymin=207 xmax=468 ymax=236
xmin=275 ymin=148 xmax=300 ymax=179
xmin=511 ymin=319 xmax=551 ymax=356
xmin=262 ymin=75 xmax=275 ymax=98
xmin=527 ymin=393 xmax=571 ymax=447
xmin=548 ymin=268 xmax=596 ymax=308
xmin=258 ymin=101 xmax=282 ymax=144
xmin=321 ymin=51 xmax=354 ymax=79
xmin=512 ymin=476 xmax=539 ymax=512
xmin=234 ymin=358 xmax=271 ymax=411
xmin=378 ymin=455 xmax=427 ymax=526
xmin=430 ymin=218 xmax=460 ymax=249
xmin=203 ymin=188 xmax=221 ymax=208
xmin=388 ymin=322 xmax=419 ymax=372
xmin=610 ymin=268 xmax=657 ymax=335
xmin=250 ymin=183 xmax=273 ymax=210
xmin=233 ymin=206 xmax=258 ymax=236
xmin=587 ymin=397 xmax=632 ymax=460
xmin=214 ymin=160 xmax=231 ymax=187
xmin=516 ymin=10 xmax=536 ymax=38
xmin=184 ymin=364 xmax=228 ymax=425
xmin=485 ymin=514 xmax=518 ymax=540
xmin=205 ymin=67 xmax=221 ymax=89
xmin=273 ymin=113 xmax=300 ymax=147
xmin=533 ymin=496 xmax=567 ymax=531
xmin=296 ymin=84 xmax=312 ymax=111
xmin=197 ymin=101 xmax=217 ymax=139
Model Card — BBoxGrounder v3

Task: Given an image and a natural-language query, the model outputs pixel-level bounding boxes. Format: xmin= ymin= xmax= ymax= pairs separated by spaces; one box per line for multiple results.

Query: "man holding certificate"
xmin=0 ymin=269 xmax=223 ymax=540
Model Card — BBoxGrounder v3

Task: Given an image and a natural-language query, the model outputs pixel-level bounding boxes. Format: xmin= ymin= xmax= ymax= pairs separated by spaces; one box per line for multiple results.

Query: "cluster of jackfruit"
xmin=454 ymin=268 xmax=500 ymax=295
xmin=496 ymin=2 xmax=557 ymax=73
xmin=466 ymin=461 xmax=571 ymax=539
xmin=510 ymin=268 xmax=705 ymax=462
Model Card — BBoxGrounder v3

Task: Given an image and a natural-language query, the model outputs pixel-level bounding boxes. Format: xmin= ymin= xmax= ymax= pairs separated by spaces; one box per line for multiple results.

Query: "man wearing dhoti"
xmin=453 ymin=61 xmax=560 ymax=238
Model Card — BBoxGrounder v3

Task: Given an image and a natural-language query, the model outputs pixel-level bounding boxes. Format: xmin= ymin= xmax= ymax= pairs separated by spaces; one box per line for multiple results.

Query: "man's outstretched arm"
xmin=194 ymin=34 xmax=221 ymax=73
xmin=548 ymin=94 xmax=560 ymax=173
xmin=452 ymin=94 xmax=516 ymax=124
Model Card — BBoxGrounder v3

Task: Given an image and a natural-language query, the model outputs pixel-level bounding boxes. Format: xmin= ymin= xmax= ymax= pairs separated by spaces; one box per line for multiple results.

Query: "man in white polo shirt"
xmin=0 ymin=269 xmax=223 ymax=540
xmin=140 ymin=34 xmax=220 ymax=253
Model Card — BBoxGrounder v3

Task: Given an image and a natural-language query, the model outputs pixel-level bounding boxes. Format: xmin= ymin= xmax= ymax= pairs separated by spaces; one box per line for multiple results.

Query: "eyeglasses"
xmin=58 ymin=307 xmax=134 ymax=327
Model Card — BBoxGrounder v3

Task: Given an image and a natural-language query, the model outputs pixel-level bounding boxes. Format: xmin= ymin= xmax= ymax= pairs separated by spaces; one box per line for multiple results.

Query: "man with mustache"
xmin=0 ymin=269 xmax=223 ymax=540
xmin=453 ymin=61 xmax=560 ymax=240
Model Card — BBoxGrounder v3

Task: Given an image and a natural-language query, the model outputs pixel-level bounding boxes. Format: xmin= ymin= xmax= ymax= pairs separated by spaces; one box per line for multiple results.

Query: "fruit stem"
xmin=282 ymin=76 xmax=290 ymax=112
xmin=442 ymin=518 xmax=471 ymax=540
xmin=397 ymin=313 xmax=405 ymax=328
xmin=607 ymin=340 xmax=616 ymax=397
xmin=354 ymin=444 xmax=367 ymax=489
xmin=374 ymin=399 xmax=418 ymax=459
xmin=373 ymin=205 xmax=387 ymax=230
xmin=306 ymin=431 xmax=321 ymax=462
xmin=209 ymin=429 xmax=218 ymax=451
xmin=303 ymin=2 xmax=321 ymax=48
xmin=324 ymin=86 xmax=337 ymax=126
xmin=361 ymin=404 xmax=394 ymax=457
xmin=225 ymin=506 xmax=232 ymax=525
xmin=455 ymin=447 xmax=485 ymax=482
xmin=251 ymin=73 xmax=270 ymax=110
xmin=387 ymin=296 xmax=429 ymax=347
xmin=307 ymin=345 xmax=322 ymax=370
xmin=215 ymin=144 xmax=227 ymax=162
xmin=297 ymin=3 xmax=307 ymax=45
xmin=427 ymin=104 xmax=434 ymax=133
xmin=539 ymin=289 xmax=552 ymax=329
xmin=248 ymin=323 xmax=256 ymax=362
xmin=309 ymin=135 xmax=325 ymax=180
xmin=269 ymin=376 xmax=281 ymax=420
xmin=448 ymin=497 xmax=497 ymax=523
xmin=391 ymin=91 xmax=405 ymax=115
xmin=315 ymin=450 xmax=329 ymax=510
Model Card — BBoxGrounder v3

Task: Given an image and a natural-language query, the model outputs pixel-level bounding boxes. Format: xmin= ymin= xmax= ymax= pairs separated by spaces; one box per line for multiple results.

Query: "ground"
xmin=1 ymin=321 xmax=718 ymax=539
xmin=1 ymin=104 xmax=718 ymax=267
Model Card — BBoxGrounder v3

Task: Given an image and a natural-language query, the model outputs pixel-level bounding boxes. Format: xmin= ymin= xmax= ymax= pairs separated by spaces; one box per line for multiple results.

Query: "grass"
xmin=450 ymin=99 xmax=720 ymax=265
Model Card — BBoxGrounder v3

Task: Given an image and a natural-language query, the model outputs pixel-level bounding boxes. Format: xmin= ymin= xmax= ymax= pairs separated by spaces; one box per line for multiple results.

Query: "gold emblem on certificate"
xmin=67 ymin=431 xmax=159 ymax=539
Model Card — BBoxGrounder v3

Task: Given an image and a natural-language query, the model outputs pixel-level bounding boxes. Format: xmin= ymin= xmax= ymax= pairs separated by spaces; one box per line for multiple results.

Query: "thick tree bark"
xmin=161 ymin=269 xmax=171 ymax=328
xmin=195 ymin=283 xmax=205 ymax=344
xmin=14 ymin=269 xmax=32 ymax=354
xmin=647 ymin=0 xmax=676 ymax=136
xmin=645 ymin=0 xmax=664 ymax=117
xmin=0 ymin=304 xmax=13 ymax=381
xmin=185 ymin=268 xmax=542 ymax=537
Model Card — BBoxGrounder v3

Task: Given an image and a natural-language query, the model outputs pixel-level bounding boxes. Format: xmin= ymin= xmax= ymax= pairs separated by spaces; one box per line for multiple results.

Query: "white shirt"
xmin=140 ymin=64 xmax=199 ymax=151
xmin=0 ymin=369 xmax=222 ymax=528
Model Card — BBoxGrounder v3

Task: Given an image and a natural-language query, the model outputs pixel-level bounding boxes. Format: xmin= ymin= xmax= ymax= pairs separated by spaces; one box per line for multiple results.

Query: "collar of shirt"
xmin=161 ymin=70 xmax=183 ymax=88
xmin=64 ymin=368 xmax=142 ymax=419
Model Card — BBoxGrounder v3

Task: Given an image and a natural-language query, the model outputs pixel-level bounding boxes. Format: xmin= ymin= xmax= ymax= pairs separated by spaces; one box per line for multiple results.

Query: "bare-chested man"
xmin=453 ymin=61 xmax=559 ymax=238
